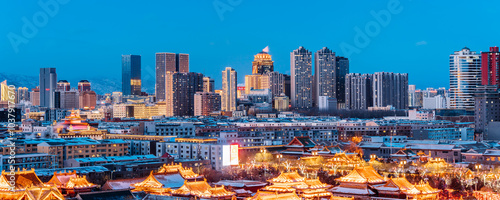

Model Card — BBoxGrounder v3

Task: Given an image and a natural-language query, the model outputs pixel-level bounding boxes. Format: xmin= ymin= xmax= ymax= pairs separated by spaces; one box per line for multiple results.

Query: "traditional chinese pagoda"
xmin=329 ymin=165 xmax=386 ymax=199
xmin=246 ymin=190 xmax=301 ymax=200
xmin=55 ymin=110 xmax=106 ymax=139
xmin=260 ymin=171 xmax=334 ymax=199
xmin=131 ymin=171 xmax=172 ymax=195
xmin=46 ymin=170 xmax=98 ymax=197
xmin=156 ymin=163 xmax=204 ymax=180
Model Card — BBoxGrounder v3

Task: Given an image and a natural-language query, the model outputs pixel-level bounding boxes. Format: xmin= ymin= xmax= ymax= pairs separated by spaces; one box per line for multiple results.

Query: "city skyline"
xmin=3 ymin=1 xmax=500 ymax=90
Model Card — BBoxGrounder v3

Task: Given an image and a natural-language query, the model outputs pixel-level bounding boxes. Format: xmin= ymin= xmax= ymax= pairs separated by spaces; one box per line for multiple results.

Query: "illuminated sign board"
xmin=222 ymin=145 xmax=230 ymax=166
xmin=230 ymin=144 xmax=238 ymax=165
xmin=222 ymin=144 xmax=239 ymax=166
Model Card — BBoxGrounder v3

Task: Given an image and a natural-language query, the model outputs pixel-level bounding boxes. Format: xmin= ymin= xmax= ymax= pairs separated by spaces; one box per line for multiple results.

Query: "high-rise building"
xmin=481 ymin=47 xmax=500 ymax=88
xmin=345 ymin=73 xmax=372 ymax=110
xmin=314 ymin=47 xmax=336 ymax=107
xmin=30 ymin=87 xmax=40 ymax=106
xmin=262 ymin=71 xmax=285 ymax=98
xmin=290 ymin=46 xmax=313 ymax=110
xmin=176 ymin=53 xmax=189 ymax=73
xmin=284 ymin=74 xmax=291 ymax=98
xmin=60 ymin=89 xmax=79 ymax=109
xmin=336 ymin=56 xmax=349 ymax=106
xmin=245 ymin=74 xmax=263 ymax=94
xmin=78 ymin=80 xmax=91 ymax=92
xmin=475 ymin=86 xmax=500 ymax=134
xmin=450 ymin=47 xmax=481 ymax=109
xmin=252 ymin=46 xmax=274 ymax=74
xmin=155 ymin=53 xmax=189 ymax=101
xmin=0 ymin=80 xmax=9 ymax=102
xmin=122 ymin=55 xmax=141 ymax=96
xmin=79 ymin=91 xmax=97 ymax=109
xmin=56 ymin=80 xmax=70 ymax=92
xmin=165 ymin=72 xmax=203 ymax=116
xmin=194 ymin=92 xmax=221 ymax=116
xmin=203 ymin=77 xmax=215 ymax=93
xmin=17 ymin=87 xmax=29 ymax=103
xmin=222 ymin=67 xmax=237 ymax=111
xmin=39 ymin=68 xmax=57 ymax=108
xmin=372 ymin=72 xmax=408 ymax=110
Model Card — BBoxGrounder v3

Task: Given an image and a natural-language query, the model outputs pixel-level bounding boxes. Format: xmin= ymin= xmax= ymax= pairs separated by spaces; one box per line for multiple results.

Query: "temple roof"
xmin=172 ymin=180 xmax=235 ymax=198
xmin=294 ymin=178 xmax=331 ymax=190
xmin=156 ymin=163 xmax=203 ymax=180
xmin=269 ymin=171 xmax=305 ymax=183
xmin=415 ymin=180 xmax=440 ymax=194
xmin=0 ymin=169 xmax=44 ymax=191
xmin=287 ymin=137 xmax=316 ymax=148
xmin=46 ymin=170 xmax=97 ymax=189
xmin=375 ymin=178 xmax=420 ymax=195
xmin=335 ymin=165 xmax=385 ymax=184
xmin=17 ymin=185 xmax=65 ymax=200
xmin=247 ymin=191 xmax=301 ymax=200
xmin=132 ymin=172 xmax=163 ymax=189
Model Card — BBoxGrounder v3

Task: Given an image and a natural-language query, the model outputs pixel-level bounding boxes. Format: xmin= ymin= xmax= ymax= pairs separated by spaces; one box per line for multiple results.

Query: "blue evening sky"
xmin=1 ymin=0 xmax=499 ymax=90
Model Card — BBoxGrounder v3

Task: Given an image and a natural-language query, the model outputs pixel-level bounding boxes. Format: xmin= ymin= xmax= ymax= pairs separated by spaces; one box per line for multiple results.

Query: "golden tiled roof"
xmin=132 ymin=171 xmax=163 ymax=189
xmin=17 ymin=185 xmax=64 ymax=200
xmin=247 ymin=191 xmax=301 ymax=200
xmin=65 ymin=175 xmax=97 ymax=189
xmin=0 ymin=169 xmax=44 ymax=191
xmin=172 ymin=179 xmax=235 ymax=198
xmin=269 ymin=171 xmax=305 ymax=183
xmin=156 ymin=163 xmax=202 ymax=179
xmin=335 ymin=165 xmax=385 ymax=184
xmin=415 ymin=180 xmax=440 ymax=194
xmin=380 ymin=178 xmax=421 ymax=195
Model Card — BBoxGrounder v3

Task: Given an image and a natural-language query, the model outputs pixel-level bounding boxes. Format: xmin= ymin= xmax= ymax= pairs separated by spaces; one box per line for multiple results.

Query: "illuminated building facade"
xmin=449 ymin=47 xmax=481 ymax=109
xmin=203 ymin=76 xmax=215 ymax=93
xmin=222 ymin=67 xmax=237 ymax=111
xmin=252 ymin=47 xmax=274 ymax=74
xmin=17 ymin=86 xmax=29 ymax=103
xmin=290 ymin=46 xmax=313 ymax=110
xmin=245 ymin=74 xmax=264 ymax=94
xmin=262 ymin=71 xmax=285 ymax=98
xmin=30 ymin=87 xmax=40 ymax=106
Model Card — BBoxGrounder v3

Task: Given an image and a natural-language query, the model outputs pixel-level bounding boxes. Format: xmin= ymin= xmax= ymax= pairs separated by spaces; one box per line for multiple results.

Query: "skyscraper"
xmin=165 ymin=72 xmax=203 ymax=116
xmin=450 ymin=47 xmax=481 ymax=109
xmin=336 ymin=56 xmax=349 ymax=106
xmin=481 ymin=46 xmax=500 ymax=87
xmin=78 ymin=80 xmax=91 ymax=92
xmin=0 ymin=80 xmax=9 ymax=102
xmin=245 ymin=74 xmax=263 ymax=94
xmin=60 ymin=89 xmax=79 ymax=109
xmin=56 ymin=80 xmax=70 ymax=91
xmin=176 ymin=53 xmax=189 ymax=73
xmin=262 ymin=71 xmax=285 ymax=98
xmin=314 ymin=47 xmax=336 ymax=107
xmin=17 ymin=87 xmax=29 ymax=103
xmin=203 ymin=77 xmax=215 ymax=93
xmin=372 ymin=72 xmax=409 ymax=109
xmin=155 ymin=53 xmax=189 ymax=101
xmin=290 ymin=46 xmax=313 ymax=110
xmin=345 ymin=73 xmax=372 ymax=110
xmin=252 ymin=46 xmax=274 ymax=75
xmin=122 ymin=55 xmax=141 ymax=96
xmin=222 ymin=67 xmax=237 ymax=111
xmin=39 ymin=68 xmax=57 ymax=108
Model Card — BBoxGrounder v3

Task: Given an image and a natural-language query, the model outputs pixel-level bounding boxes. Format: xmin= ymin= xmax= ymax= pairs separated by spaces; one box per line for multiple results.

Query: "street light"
xmin=400 ymin=160 xmax=407 ymax=176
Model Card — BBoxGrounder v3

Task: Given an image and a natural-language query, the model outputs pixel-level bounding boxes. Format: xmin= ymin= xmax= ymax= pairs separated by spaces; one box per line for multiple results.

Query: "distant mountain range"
xmin=0 ymin=73 xmax=155 ymax=95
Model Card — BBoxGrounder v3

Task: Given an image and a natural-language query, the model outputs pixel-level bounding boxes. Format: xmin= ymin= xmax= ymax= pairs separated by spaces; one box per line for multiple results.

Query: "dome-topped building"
xmin=252 ymin=46 xmax=274 ymax=74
